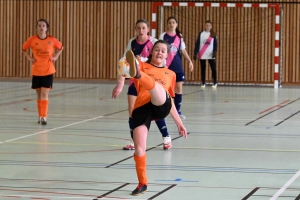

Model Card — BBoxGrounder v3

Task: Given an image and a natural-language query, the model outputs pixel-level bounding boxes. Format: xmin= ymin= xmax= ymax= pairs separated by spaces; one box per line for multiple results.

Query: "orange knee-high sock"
xmin=137 ymin=71 xmax=155 ymax=90
xmin=40 ymin=100 xmax=49 ymax=118
xmin=134 ymin=153 xmax=148 ymax=185
xmin=37 ymin=100 xmax=42 ymax=117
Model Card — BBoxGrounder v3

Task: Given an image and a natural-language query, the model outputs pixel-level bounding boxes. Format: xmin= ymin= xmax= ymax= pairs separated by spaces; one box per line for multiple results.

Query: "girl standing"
xmin=22 ymin=19 xmax=63 ymax=125
xmin=159 ymin=16 xmax=194 ymax=119
xmin=193 ymin=20 xmax=218 ymax=88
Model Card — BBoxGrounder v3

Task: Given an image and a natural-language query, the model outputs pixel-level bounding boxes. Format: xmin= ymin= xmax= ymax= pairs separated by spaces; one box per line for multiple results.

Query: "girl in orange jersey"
xmin=120 ymin=40 xmax=188 ymax=196
xmin=22 ymin=19 xmax=63 ymax=125
xmin=112 ymin=19 xmax=172 ymax=151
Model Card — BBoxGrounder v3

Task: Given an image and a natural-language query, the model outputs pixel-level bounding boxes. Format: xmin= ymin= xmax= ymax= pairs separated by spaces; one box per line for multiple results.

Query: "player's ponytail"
xmin=175 ymin=28 xmax=183 ymax=38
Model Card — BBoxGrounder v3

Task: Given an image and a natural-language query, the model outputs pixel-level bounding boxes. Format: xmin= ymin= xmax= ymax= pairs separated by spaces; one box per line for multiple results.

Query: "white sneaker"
xmin=123 ymin=141 xmax=135 ymax=150
xmin=212 ymin=84 xmax=217 ymax=89
xmin=178 ymin=111 xmax=186 ymax=119
xmin=180 ymin=114 xmax=186 ymax=119
xmin=163 ymin=136 xmax=172 ymax=150
xmin=201 ymin=84 xmax=206 ymax=88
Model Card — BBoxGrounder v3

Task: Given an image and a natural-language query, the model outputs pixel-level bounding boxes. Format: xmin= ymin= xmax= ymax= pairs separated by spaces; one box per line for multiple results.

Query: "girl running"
xmin=22 ymin=19 xmax=63 ymax=125
xmin=159 ymin=16 xmax=194 ymax=119
xmin=193 ymin=20 xmax=218 ymax=88
xmin=120 ymin=40 xmax=187 ymax=196
xmin=112 ymin=19 xmax=172 ymax=150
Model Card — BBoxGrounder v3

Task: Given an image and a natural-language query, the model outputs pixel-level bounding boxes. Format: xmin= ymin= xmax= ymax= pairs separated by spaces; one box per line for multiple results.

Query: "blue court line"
xmin=0 ymin=160 xmax=297 ymax=174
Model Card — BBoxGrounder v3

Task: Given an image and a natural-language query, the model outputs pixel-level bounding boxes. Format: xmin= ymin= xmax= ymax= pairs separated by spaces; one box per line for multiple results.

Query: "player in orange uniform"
xmin=120 ymin=40 xmax=187 ymax=196
xmin=22 ymin=19 xmax=63 ymax=125
xmin=112 ymin=19 xmax=172 ymax=151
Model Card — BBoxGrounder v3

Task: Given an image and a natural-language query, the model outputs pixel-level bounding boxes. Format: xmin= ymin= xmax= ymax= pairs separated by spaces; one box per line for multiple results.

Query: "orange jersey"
xmin=134 ymin=62 xmax=176 ymax=109
xmin=22 ymin=35 xmax=63 ymax=76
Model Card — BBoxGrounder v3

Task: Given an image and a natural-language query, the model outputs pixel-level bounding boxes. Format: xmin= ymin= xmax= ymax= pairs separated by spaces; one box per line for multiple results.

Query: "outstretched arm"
xmin=169 ymin=102 xmax=188 ymax=138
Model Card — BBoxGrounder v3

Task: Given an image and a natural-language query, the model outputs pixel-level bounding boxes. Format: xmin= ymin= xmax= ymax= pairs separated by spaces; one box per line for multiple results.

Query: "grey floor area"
xmin=0 ymin=79 xmax=299 ymax=200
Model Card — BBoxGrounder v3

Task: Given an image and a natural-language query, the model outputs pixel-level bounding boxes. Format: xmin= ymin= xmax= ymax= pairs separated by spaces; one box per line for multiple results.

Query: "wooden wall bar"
xmin=0 ymin=0 xmax=153 ymax=79
xmin=0 ymin=0 xmax=299 ymax=84
xmin=282 ymin=3 xmax=300 ymax=84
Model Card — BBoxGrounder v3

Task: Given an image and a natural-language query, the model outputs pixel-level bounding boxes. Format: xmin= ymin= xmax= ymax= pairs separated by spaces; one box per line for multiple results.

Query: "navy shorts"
xmin=127 ymin=83 xmax=137 ymax=96
xmin=175 ymin=72 xmax=185 ymax=82
xmin=32 ymin=74 xmax=53 ymax=89
xmin=131 ymin=92 xmax=172 ymax=130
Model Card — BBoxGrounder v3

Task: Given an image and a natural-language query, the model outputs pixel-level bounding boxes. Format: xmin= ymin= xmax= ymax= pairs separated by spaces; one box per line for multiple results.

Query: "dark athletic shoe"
xmin=131 ymin=183 xmax=147 ymax=196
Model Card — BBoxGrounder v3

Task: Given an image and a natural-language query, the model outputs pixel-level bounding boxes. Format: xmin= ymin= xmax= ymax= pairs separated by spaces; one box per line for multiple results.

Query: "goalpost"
xmin=151 ymin=2 xmax=281 ymax=88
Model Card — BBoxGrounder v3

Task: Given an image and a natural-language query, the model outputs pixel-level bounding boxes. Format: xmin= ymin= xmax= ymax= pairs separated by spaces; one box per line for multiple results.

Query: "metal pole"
xmin=160 ymin=7 xmax=164 ymax=36
xmin=279 ymin=5 xmax=284 ymax=88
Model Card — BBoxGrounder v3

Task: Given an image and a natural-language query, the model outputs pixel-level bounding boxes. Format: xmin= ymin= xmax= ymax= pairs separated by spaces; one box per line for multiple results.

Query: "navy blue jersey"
xmin=159 ymin=32 xmax=186 ymax=73
xmin=123 ymin=36 xmax=157 ymax=61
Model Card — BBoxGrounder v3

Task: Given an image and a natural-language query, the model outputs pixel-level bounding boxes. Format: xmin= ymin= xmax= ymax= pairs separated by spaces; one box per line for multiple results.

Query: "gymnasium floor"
xmin=0 ymin=79 xmax=299 ymax=200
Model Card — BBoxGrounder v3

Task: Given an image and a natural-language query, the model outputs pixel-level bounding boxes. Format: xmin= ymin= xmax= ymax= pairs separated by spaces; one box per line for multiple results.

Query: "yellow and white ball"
xmin=117 ymin=57 xmax=130 ymax=78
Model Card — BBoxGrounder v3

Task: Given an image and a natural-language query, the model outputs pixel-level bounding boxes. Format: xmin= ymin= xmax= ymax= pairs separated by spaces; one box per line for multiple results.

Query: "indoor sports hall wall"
xmin=158 ymin=4 xmax=277 ymax=85
xmin=0 ymin=0 xmax=299 ymax=85
xmin=0 ymin=1 xmax=153 ymax=80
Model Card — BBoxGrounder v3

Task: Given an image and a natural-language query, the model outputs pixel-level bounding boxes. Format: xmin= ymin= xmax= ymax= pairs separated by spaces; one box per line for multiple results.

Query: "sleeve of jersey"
xmin=122 ymin=38 xmax=135 ymax=57
xmin=53 ymin=38 xmax=63 ymax=50
xmin=194 ymin=32 xmax=201 ymax=55
xmin=158 ymin=33 xmax=165 ymax=40
xmin=213 ymin=37 xmax=218 ymax=52
xmin=22 ymin=36 xmax=34 ymax=51
xmin=150 ymin=36 xmax=158 ymax=44
xmin=180 ymin=37 xmax=186 ymax=50
xmin=168 ymin=71 xmax=176 ymax=98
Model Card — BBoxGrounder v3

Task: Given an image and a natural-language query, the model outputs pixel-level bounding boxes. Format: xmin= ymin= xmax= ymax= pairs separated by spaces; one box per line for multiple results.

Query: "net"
xmin=154 ymin=3 xmax=279 ymax=86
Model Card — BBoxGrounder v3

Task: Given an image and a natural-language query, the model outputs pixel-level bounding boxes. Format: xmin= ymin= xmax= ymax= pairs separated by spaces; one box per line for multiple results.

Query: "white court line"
xmin=1 ymin=195 xmax=93 ymax=199
xmin=0 ymin=115 xmax=104 ymax=144
xmin=1 ymin=195 xmax=145 ymax=200
xmin=270 ymin=170 xmax=300 ymax=200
